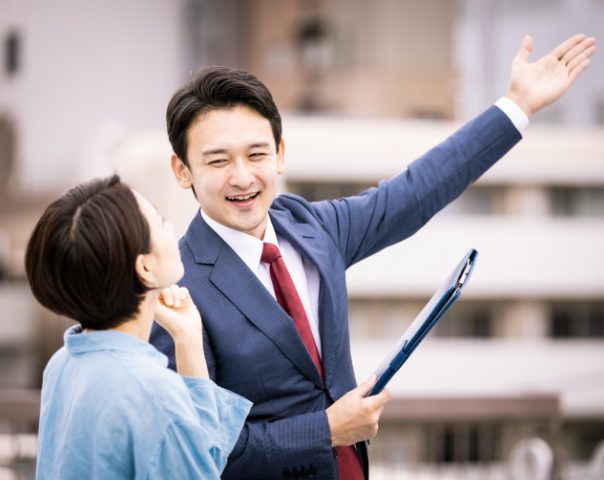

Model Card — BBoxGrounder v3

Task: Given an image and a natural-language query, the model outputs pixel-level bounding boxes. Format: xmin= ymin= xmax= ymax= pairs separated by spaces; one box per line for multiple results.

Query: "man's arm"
xmin=301 ymin=34 xmax=596 ymax=268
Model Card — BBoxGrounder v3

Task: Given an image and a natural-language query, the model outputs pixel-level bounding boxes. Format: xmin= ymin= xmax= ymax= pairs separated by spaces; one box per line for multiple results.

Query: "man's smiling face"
xmin=179 ymin=105 xmax=284 ymax=239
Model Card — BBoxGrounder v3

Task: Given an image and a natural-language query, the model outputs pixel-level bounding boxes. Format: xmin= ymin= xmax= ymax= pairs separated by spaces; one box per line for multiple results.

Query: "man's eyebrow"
xmin=201 ymin=148 xmax=228 ymax=156
xmin=249 ymin=142 xmax=270 ymax=149
xmin=201 ymin=143 xmax=271 ymax=156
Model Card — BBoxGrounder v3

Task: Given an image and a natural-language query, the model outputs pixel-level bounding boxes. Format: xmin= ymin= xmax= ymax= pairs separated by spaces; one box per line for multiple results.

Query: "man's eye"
xmin=250 ymin=153 xmax=267 ymax=158
xmin=209 ymin=159 xmax=227 ymax=165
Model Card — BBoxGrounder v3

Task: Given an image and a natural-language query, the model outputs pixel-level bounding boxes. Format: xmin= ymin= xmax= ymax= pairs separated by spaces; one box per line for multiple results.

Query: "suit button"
xmin=309 ymin=470 xmax=317 ymax=478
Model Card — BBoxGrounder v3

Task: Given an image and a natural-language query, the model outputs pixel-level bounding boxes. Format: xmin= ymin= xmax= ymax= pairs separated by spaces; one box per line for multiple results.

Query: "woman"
xmin=26 ymin=174 xmax=252 ymax=479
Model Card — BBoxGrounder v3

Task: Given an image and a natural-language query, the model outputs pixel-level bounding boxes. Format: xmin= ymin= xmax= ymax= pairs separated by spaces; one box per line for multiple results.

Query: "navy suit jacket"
xmin=150 ymin=106 xmax=522 ymax=480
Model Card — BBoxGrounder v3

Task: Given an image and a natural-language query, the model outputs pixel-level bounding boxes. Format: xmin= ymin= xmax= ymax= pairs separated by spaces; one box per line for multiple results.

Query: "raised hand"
xmin=155 ymin=285 xmax=202 ymax=339
xmin=506 ymin=34 xmax=596 ymax=118
xmin=155 ymin=285 xmax=208 ymax=378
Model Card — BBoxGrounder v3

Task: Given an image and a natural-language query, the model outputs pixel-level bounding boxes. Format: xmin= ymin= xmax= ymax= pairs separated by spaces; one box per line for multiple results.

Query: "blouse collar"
xmin=64 ymin=325 xmax=168 ymax=367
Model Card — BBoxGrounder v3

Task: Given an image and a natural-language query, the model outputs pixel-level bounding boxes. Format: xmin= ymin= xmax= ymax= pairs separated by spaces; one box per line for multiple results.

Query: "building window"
xmin=428 ymin=423 xmax=499 ymax=464
xmin=440 ymin=186 xmax=506 ymax=216
xmin=550 ymin=303 xmax=604 ymax=338
xmin=550 ymin=187 xmax=604 ymax=217
xmin=435 ymin=302 xmax=495 ymax=338
xmin=4 ymin=31 xmax=20 ymax=76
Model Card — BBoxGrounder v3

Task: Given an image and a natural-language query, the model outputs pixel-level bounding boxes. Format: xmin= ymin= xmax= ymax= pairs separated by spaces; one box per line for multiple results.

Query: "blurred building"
xmin=0 ymin=0 xmax=603 ymax=478
xmin=242 ymin=0 xmax=457 ymax=119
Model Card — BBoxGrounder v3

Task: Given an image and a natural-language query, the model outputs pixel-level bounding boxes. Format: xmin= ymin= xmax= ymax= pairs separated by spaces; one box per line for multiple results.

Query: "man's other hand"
xmin=326 ymin=375 xmax=391 ymax=447
xmin=506 ymin=34 xmax=596 ymax=118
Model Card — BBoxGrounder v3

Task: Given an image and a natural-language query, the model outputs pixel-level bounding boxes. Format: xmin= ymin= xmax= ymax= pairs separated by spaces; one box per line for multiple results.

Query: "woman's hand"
xmin=154 ymin=285 xmax=202 ymax=340
xmin=154 ymin=285 xmax=209 ymax=379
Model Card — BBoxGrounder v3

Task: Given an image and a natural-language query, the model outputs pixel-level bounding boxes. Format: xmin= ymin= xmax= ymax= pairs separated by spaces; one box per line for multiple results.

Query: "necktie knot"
xmin=261 ymin=243 xmax=281 ymax=264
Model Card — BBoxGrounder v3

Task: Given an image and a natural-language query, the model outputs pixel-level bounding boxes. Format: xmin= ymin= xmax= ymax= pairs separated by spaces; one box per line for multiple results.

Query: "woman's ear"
xmin=135 ymin=254 xmax=157 ymax=288
xmin=171 ymin=154 xmax=193 ymax=190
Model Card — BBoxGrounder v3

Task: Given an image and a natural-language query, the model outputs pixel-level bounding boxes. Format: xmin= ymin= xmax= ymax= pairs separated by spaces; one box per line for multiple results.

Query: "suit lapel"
xmin=185 ymin=211 xmax=324 ymax=389
xmin=269 ymin=209 xmax=341 ymax=390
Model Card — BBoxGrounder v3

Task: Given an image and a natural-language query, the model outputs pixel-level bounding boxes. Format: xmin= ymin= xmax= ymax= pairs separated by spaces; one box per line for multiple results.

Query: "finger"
xmin=569 ymin=58 xmax=591 ymax=83
xmin=159 ymin=287 xmax=174 ymax=306
xmin=367 ymin=386 xmax=391 ymax=409
xmin=562 ymin=37 xmax=596 ymax=66
xmin=567 ymin=45 xmax=596 ymax=72
xmin=515 ymin=35 xmax=533 ymax=63
xmin=551 ymin=34 xmax=586 ymax=60
xmin=180 ymin=286 xmax=189 ymax=300
xmin=355 ymin=375 xmax=377 ymax=397
xmin=170 ymin=284 xmax=181 ymax=307
xmin=363 ymin=387 xmax=391 ymax=412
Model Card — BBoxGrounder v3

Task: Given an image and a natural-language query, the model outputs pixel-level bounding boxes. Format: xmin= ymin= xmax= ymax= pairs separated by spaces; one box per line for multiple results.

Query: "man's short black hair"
xmin=166 ymin=66 xmax=282 ymax=171
xmin=25 ymin=174 xmax=151 ymax=330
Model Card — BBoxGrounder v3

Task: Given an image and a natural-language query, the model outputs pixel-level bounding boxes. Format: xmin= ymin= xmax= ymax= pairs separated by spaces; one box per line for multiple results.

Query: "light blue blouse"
xmin=36 ymin=325 xmax=252 ymax=480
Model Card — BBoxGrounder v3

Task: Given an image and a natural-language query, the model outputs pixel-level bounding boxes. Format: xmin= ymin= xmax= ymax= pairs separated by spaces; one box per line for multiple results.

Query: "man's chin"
xmin=226 ymin=212 xmax=268 ymax=237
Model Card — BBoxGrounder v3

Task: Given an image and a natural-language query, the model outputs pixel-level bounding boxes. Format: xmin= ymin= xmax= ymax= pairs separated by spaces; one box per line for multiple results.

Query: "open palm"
xmin=507 ymin=34 xmax=596 ymax=117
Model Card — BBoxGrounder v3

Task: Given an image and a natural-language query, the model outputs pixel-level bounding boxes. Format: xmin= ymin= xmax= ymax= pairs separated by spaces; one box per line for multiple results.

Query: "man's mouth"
xmin=226 ymin=192 xmax=259 ymax=202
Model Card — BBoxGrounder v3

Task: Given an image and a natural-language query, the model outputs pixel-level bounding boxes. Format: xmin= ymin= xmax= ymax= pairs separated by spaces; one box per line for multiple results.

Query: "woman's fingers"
xmin=170 ymin=284 xmax=181 ymax=307
xmin=180 ymin=286 xmax=189 ymax=301
xmin=159 ymin=287 xmax=173 ymax=306
xmin=159 ymin=285 xmax=190 ymax=307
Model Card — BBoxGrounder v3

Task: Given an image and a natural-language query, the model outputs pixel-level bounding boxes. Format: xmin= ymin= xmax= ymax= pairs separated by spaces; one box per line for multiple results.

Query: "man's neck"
xmin=201 ymin=209 xmax=269 ymax=241
xmin=244 ymin=222 xmax=267 ymax=240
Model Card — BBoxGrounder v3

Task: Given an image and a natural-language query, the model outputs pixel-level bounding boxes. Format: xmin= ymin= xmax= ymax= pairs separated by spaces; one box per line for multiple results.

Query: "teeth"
xmin=227 ymin=193 xmax=257 ymax=201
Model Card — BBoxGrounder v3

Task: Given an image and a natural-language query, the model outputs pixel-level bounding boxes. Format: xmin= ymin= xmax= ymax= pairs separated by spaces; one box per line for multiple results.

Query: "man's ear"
xmin=135 ymin=254 xmax=154 ymax=288
xmin=277 ymin=138 xmax=286 ymax=175
xmin=171 ymin=154 xmax=193 ymax=190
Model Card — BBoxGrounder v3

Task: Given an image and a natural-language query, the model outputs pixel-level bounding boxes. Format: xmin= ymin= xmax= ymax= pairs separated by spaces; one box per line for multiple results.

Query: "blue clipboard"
xmin=367 ymin=249 xmax=478 ymax=396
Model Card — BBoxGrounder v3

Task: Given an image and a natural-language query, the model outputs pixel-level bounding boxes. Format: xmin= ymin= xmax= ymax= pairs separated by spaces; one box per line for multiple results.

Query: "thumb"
xmin=355 ymin=375 xmax=378 ymax=397
xmin=516 ymin=35 xmax=533 ymax=63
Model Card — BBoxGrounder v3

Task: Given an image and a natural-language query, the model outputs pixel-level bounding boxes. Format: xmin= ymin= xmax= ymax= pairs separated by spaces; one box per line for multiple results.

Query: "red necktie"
xmin=261 ymin=243 xmax=364 ymax=480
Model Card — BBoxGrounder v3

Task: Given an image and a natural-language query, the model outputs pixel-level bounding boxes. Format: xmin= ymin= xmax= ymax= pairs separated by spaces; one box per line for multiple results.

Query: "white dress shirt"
xmin=495 ymin=97 xmax=529 ymax=132
xmin=199 ymin=99 xmax=528 ymax=359
xmin=201 ymin=210 xmax=323 ymax=357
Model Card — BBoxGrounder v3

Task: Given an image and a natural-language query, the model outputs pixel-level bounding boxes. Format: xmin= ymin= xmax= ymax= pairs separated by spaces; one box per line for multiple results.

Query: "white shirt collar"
xmin=200 ymin=209 xmax=279 ymax=273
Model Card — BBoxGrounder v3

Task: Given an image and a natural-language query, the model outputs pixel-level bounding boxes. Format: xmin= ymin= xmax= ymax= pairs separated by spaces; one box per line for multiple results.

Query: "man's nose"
xmin=229 ymin=159 xmax=255 ymax=188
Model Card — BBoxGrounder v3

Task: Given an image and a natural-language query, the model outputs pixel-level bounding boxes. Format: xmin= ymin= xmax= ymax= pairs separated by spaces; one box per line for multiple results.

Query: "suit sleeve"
xmin=299 ymin=105 xmax=522 ymax=268
xmin=222 ymin=410 xmax=334 ymax=480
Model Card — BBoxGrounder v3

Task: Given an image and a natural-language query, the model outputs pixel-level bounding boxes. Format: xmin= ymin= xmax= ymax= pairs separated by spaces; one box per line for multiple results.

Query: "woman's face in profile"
xmin=133 ymin=190 xmax=184 ymax=289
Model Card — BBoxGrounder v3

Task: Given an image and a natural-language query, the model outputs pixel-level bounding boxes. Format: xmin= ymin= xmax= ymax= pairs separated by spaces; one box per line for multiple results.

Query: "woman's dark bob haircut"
xmin=25 ymin=174 xmax=151 ymax=330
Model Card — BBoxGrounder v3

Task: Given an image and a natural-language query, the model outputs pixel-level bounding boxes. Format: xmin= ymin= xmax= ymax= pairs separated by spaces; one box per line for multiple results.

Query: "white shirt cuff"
xmin=494 ymin=97 xmax=529 ymax=133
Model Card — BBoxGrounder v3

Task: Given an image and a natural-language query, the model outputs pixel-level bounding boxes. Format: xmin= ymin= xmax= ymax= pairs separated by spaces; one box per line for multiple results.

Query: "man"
xmin=150 ymin=34 xmax=595 ymax=479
